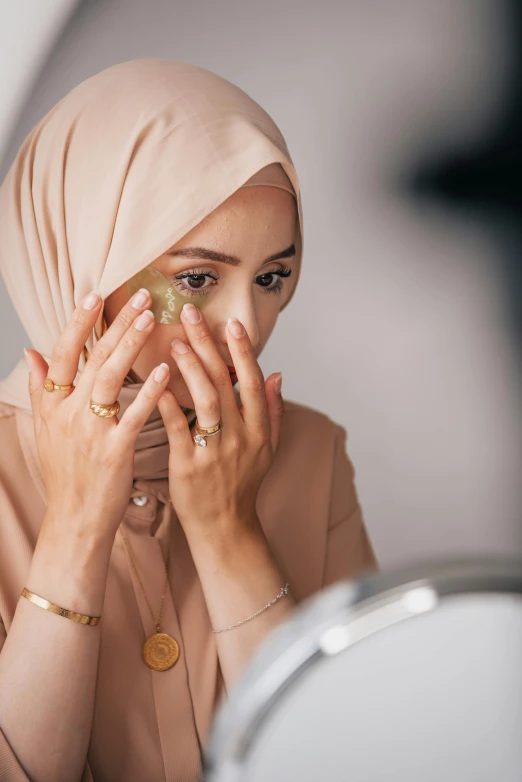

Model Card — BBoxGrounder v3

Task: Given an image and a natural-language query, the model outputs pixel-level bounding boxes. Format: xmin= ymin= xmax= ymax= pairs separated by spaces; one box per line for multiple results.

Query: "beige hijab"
xmin=0 ymin=58 xmax=303 ymax=483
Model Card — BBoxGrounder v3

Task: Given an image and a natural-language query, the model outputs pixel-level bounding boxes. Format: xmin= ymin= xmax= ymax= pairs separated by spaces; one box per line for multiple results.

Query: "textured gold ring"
xmin=89 ymin=399 xmax=120 ymax=418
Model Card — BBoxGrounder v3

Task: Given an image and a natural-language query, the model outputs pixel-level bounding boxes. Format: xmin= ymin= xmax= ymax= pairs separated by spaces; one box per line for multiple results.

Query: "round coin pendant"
xmin=143 ymin=633 xmax=180 ymax=671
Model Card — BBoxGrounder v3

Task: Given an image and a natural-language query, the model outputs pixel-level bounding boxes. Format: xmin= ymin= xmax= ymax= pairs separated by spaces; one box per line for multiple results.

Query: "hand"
xmin=156 ymin=303 xmax=284 ymax=537
xmin=24 ymin=288 xmax=172 ymax=543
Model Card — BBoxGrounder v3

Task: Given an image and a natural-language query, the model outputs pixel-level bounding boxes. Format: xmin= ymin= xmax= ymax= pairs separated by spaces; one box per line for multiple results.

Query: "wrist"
xmin=184 ymin=510 xmax=271 ymax=574
xmin=27 ymin=518 xmax=115 ymax=616
xmin=183 ymin=507 xmax=261 ymax=549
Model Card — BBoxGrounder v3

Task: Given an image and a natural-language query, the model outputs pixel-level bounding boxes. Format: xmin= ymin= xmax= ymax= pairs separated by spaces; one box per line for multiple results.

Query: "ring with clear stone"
xmin=193 ymin=418 xmax=223 ymax=447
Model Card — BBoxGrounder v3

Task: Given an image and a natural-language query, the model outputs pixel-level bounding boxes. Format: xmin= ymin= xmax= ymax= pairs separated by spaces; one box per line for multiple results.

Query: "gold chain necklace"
xmin=119 ymin=516 xmax=180 ymax=672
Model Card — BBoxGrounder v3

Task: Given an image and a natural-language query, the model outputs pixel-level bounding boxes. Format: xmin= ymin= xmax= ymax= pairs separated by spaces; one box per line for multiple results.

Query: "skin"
xmin=103 ymin=184 xmax=299 ymax=410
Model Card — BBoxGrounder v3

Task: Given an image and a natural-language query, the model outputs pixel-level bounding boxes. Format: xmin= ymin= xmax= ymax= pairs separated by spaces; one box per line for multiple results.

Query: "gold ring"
xmin=195 ymin=418 xmax=223 ymax=435
xmin=89 ymin=400 xmax=120 ymax=418
xmin=193 ymin=418 xmax=223 ymax=447
xmin=44 ymin=377 xmax=75 ymax=392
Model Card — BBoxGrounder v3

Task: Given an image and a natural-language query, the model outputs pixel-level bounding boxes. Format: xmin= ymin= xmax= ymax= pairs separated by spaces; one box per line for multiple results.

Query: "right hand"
xmin=24 ymin=288 xmax=171 ymax=543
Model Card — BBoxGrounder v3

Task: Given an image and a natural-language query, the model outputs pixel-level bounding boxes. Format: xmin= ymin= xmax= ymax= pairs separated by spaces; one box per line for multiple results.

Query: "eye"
xmin=169 ymin=264 xmax=293 ymax=298
xmin=256 ymin=266 xmax=292 ymax=295
xmin=170 ymin=269 xmax=218 ymax=297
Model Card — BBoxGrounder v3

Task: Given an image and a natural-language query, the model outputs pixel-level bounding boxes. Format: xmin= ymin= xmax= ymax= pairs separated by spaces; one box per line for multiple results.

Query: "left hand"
xmin=156 ymin=303 xmax=284 ymax=537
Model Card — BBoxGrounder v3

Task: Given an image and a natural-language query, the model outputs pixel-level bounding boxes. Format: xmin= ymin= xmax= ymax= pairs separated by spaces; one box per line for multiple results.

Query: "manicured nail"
xmin=81 ymin=291 xmax=100 ymax=310
xmin=182 ymin=303 xmax=201 ymax=324
xmin=171 ymin=338 xmax=190 ymax=354
xmin=274 ymin=372 xmax=283 ymax=394
xmin=131 ymin=288 xmax=150 ymax=309
xmin=227 ymin=317 xmax=245 ymax=338
xmin=154 ymin=363 xmax=169 ymax=382
xmin=134 ymin=310 xmax=154 ymax=331
xmin=23 ymin=348 xmax=32 ymax=371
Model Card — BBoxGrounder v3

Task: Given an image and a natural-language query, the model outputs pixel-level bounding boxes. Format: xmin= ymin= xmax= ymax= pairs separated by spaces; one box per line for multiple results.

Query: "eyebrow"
xmin=166 ymin=243 xmax=296 ymax=267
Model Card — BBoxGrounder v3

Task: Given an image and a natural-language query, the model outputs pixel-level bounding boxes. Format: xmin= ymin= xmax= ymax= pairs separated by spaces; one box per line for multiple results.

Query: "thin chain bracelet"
xmin=212 ymin=583 xmax=290 ymax=634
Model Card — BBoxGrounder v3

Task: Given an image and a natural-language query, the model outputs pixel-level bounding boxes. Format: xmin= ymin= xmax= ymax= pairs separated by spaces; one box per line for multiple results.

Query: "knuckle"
xmin=118 ymin=308 xmax=137 ymax=330
xmin=244 ymin=375 xmax=265 ymax=395
xmin=192 ymin=328 xmax=212 ymax=346
xmin=201 ymin=393 xmax=220 ymax=419
xmin=28 ymin=382 xmax=40 ymax=400
xmin=226 ymin=433 xmax=242 ymax=453
xmin=183 ymin=356 xmax=200 ymax=372
xmin=121 ymin=332 xmax=140 ymax=351
xmin=140 ymin=383 xmax=156 ymax=404
xmin=236 ymin=342 xmax=252 ymax=360
xmin=170 ymin=418 xmax=189 ymax=437
xmin=51 ymin=341 xmax=72 ymax=365
xmin=88 ymin=341 xmax=111 ymax=367
xmin=97 ymin=366 xmax=118 ymax=389
xmin=70 ymin=308 xmax=93 ymax=330
xmin=211 ymin=367 xmax=231 ymax=388
xmin=255 ymin=427 xmax=271 ymax=447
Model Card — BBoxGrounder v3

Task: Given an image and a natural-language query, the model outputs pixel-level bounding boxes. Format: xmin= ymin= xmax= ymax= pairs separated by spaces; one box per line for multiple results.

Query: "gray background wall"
xmin=1 ymin=0 xmax=521 ymax=569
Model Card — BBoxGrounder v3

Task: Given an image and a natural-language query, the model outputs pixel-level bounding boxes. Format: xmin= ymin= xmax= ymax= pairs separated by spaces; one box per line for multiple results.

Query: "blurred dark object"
xmin=408 ymin=0 xmax=522 ymax=347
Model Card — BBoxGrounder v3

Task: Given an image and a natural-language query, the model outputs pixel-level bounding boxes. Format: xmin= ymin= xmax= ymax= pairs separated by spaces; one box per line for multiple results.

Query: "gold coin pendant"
xmin=142 ymin=632 xmax=180 ymax=671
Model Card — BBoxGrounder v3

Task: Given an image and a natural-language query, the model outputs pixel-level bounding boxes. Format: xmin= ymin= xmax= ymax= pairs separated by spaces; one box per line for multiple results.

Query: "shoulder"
xmin=279 ymin=398 xmax=347 ymax=451
xmin=263 ymin=397 xmax=351 ymax=504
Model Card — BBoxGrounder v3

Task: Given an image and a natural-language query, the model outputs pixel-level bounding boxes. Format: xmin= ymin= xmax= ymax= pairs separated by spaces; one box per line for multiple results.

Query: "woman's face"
xmin=104 ymin=185 xmax=298 ymax=409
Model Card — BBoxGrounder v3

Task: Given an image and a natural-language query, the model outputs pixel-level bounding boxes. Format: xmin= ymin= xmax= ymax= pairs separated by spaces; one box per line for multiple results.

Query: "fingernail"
xmin=227 ymin=317 xmax=245 ymax=338
xmin=134 ymin=310 xmax=154 ymax=331
xmin=81 ymin=291 xmax=100 ymax=310
xmin=23 ymin=348 xmax=32 ymax=371
xmin=154 ymin=363 xmax=169 ymax=382
xmin=171 ymin=338 xmax=190 ymax=354
xmin=131 ymin=288 xmax=150 ymax=309
xmin=182 ymin=303 xmax=201 ymax=324
xmin=274 ymin=372 xmax=283 ymax=394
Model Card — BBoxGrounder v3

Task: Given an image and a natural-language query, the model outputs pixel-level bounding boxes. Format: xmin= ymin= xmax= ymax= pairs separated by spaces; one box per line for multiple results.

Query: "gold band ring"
xmin=44 ymin=378 xmax=75 ymax=392
xmin=89 ymin=400 xmax=120 ymax=418
xmin=195 ymin=418 xmax=223 ymax=435
xmin=193 ymin=418 xmax=223 ymax=447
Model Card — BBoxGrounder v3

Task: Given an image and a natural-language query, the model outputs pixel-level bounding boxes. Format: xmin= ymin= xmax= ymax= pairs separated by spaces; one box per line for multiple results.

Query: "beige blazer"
xmin=0 ymin=397 xmax=378 ymax=781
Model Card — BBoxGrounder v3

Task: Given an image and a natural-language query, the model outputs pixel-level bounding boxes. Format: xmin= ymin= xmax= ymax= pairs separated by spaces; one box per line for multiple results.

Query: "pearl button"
xmin=132 ymin=496 xmax=149 ymax=507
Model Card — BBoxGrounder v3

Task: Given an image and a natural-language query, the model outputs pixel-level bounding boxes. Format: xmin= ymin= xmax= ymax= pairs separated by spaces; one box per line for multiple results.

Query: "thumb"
xmin=267 ymin=372 xmax=284 ymax=454
xmin=24 ymin=348 xmax=48 ymax=431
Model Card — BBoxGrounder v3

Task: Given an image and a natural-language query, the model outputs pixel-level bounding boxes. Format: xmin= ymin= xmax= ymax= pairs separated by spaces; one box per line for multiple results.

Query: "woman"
xmin=0 ymin=59 xmax=377 ymax=781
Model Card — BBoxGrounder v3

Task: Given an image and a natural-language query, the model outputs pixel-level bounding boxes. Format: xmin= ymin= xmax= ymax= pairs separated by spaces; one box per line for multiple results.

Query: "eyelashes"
xmin=169 ymin=265 xmax=292 ymax=298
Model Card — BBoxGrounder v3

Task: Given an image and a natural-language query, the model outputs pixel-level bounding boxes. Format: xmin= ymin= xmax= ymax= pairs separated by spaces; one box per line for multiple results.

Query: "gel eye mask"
xmin=126 ymin=265 xmax=211 ymax=324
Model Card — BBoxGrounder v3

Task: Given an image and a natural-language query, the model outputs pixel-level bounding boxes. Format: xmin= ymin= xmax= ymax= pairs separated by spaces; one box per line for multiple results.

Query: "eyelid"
xmin=171 ymin=262 xmax=290 ymax=279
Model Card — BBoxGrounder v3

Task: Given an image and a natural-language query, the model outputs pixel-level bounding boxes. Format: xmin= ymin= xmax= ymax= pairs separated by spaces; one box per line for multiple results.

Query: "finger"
xmin=42 ymin=290 xmax=103 ymax=410
xmin=89 ymin=308 xmax=156 ymax=406
xmin=179 ymin=302 xmax=238 ymax=415
xmin=24 ymin=348 xmax=48 ymax=435
xmin=226 ymin=317 xmax=270 ymax=439
xmin=266 ymin=372 xmax=284 ymax=453
xmin=117 ymin=362 xmax=173 ymax=446
xmin=75 ymin=288 xmax=152 ymax=404
xmin=156 ymin=387 xmax=195 ymax=459
xmin=170 ymin=337 xmax=223 ymax=430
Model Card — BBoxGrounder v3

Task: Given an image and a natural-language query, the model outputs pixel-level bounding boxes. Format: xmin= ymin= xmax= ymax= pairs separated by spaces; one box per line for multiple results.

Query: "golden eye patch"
xmin=127 ymin=266 xmax=211 ymax=324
